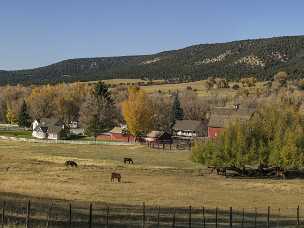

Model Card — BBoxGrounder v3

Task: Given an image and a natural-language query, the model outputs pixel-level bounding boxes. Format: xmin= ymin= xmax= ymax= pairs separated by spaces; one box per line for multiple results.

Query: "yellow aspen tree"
xmin=122 ymin=87 xmax=153 ymax=136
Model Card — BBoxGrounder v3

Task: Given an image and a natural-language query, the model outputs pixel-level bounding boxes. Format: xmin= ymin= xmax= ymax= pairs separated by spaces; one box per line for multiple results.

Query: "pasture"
xmin=0 ymin=140 xmax=304 ymax=211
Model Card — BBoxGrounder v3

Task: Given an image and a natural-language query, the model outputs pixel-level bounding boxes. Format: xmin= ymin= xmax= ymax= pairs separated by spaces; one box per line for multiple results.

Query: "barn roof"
xmin=146 ymin=131 xmax=164 ymax=138
xmin=208 ymin=107 xmax=256 ymax=128
xmin=173 ymin=120 xmax=203 ymax=131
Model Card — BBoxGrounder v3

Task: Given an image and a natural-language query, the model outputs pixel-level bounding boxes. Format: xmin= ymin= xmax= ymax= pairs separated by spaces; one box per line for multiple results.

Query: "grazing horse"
xmin=65 ymin=160 xmax=78 ymax=167
xmin=208 ymin=166 xmax=216 ymax=175
xmin=111 ymin=172 xmax=121 ymax=182
xmin=216 ymin=167 xmax=226 ymax=176
xmin=124 ymin=158 xmax=134 ymax=164
xmin=275 ymin=167 xmax=286 ymax=179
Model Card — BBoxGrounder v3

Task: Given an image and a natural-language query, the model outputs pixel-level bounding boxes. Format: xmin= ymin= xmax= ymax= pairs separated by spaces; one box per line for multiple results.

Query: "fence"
xmin=0 ymin=136 xmax=132 ymax=146
xmin=0 ymin=199 xmax=303 ymax=227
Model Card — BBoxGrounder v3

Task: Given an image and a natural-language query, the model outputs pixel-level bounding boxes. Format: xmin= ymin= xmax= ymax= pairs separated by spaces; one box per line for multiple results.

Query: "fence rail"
xmin=0 ymin=199 xmax=303 ymax=227
xmin=0 ymin=136 xmax=132 ymax=146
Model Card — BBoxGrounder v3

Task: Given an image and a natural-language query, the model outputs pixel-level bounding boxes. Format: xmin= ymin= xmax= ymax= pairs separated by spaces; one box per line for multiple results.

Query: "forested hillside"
xmin=1 ymin=35 xmax=304 ymax=85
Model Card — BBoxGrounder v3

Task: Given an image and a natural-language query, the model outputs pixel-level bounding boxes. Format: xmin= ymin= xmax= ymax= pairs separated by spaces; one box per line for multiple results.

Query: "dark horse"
xmin=65 ymin=160 xmax=78 ymax=167
xmin=124 ymin=158 xmax=134 ymax=164
xmin=111 ymin=173 xmax=121 ymax=182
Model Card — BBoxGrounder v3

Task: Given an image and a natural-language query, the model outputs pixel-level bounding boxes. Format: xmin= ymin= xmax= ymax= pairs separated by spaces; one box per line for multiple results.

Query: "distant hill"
xmin=1 ymin=35 xmax=304 ymax=85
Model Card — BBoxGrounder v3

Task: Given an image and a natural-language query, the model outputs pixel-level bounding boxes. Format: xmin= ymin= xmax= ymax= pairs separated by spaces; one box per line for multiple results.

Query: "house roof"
xmin=146 ymin=131 xmax=164 ymax=138
xmin=173 ymin=120 xmax=203 ymax=131
xmin=110 ymin=127 xmax=124 ymax=134
xmin=40 ymin=118 xmax=64 ymax=127
xmin=208 ymin=107 xmax=256 ymax=128
xmin=48 ymin=125 xmax=63 ymax=134
xmin=33 ymin=126 xmax=48 ymax=133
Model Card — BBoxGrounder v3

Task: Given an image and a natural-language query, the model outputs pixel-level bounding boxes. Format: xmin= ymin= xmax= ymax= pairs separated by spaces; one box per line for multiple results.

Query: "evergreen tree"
xmin=170 ymin=93 xmax=184 ymax=127
xmin=80 ymin=81 xmax=117 ymax=136
xmin=17 ymin=100 xmax=31 ymax=127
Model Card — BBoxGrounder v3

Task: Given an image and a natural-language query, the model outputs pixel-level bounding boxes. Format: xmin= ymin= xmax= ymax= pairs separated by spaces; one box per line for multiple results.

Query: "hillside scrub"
xmin=192 ymin=103 xmax=304 ymax=169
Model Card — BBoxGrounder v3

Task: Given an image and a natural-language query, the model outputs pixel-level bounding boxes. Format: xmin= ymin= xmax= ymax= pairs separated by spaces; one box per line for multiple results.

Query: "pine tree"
xmin=170 ymin=93 xmax=184 ymax=127
xmin=80 ymin=81 xmax=117 ymax=136
xmin=17 ymin=101 xmax=31 ymax=127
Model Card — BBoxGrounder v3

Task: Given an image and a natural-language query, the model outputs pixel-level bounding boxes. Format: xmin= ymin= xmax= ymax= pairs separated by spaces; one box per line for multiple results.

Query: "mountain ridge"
xmin=1 ymin=35 xmax=304 ymax=85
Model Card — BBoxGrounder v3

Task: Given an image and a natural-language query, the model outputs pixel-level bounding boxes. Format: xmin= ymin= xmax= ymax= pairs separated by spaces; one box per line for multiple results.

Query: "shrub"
xmin=232 ymin=84 xmax=240 ymax=90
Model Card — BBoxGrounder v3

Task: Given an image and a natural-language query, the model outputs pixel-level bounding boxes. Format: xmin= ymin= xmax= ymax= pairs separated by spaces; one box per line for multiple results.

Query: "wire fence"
xmin=0 ymin=199 xmax=303 ymax=227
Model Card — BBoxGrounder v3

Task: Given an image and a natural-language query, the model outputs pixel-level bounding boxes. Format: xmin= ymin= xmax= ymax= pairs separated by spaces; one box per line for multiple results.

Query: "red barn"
xmin=208 ymin=106 xmax=256 ymax=139
xmin=97 ymin=127 xmax=135 ymax=142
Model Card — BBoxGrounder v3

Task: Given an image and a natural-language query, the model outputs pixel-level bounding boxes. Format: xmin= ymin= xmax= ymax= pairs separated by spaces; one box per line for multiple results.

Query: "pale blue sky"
xmin=1 ymin=0 xmax=304 ymax=70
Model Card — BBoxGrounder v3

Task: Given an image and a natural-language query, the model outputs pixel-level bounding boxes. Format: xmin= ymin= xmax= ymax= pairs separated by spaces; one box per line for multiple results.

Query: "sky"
xmin=1 ymin=0 xmax=304 ymax=70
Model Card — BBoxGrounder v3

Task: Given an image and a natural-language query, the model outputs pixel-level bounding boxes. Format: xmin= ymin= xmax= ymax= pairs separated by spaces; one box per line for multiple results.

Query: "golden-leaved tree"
xmin=122 ymin=87 xmax=153 ymax=136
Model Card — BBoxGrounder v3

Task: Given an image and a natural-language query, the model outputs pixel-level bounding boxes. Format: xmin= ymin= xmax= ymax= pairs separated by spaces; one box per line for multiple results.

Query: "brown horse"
xmin=111 ymin=172 xmax=121 ymax=182
xmin=123 ymin=158 xmax=134 ymax=164
xmin=65 ymin=160 xmax=78 ymax=167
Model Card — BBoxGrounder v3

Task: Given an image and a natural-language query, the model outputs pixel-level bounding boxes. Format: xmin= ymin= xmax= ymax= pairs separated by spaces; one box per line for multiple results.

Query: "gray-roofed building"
xmin=32 ymin=118 xmax=70 ymax=140
xmin=172 ymin=120 xmax=207 ymax=138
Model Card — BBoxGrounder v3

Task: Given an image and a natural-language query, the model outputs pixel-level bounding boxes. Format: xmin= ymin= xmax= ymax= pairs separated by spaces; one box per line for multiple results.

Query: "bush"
xmin=232 ymin=84 xmax=240 ymax=90
xmin=297 ymin=80 xmax=304 ymax=90
xmin=274 ymin=71 xmax=288 ymax=86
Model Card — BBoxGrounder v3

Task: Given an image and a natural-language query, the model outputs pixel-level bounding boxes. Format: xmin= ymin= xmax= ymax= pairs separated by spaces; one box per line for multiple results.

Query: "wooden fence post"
xmin=254 ymin=208 xmax=257 ymax=228
xmin=202 ymin=207 xmax=206 ymax=228
xmin=172 ymin=208 xmax=176 ymax=228
xmin=297 ymin=205 xmax=300 ymax=225
xmin=189 ymin=205 xmax=192 ymax=228
xmin=26 ymin=200 xmax=31 ymax=228
xmin=277 ymin=208 xmax=280 ymax=228
xmin=89 ymin=203 xmax=92 ymax=228
xmin=229 ymin=207 xmax=232 ymax=228
xmin=46 ymin=203 xmax=53 ymax=228
xmin=157 ymin=206 xmax=160 ymax=228
xmin=241 ymin=208 xmax=244 ymax=228
xmin=142 ymin=202 xmax=145 ymax=228
xmin=267 ymin=206 xmax=270 ymax=228
xmin=1 ymin=201 xmax=5 ymax=228
xmin=215 ymin=207 xmax=218 ymax=228
xmin=106 ymin=205 xmax=109 ymax=228
xmin=69 ymin=203 xmax=72 ymax=228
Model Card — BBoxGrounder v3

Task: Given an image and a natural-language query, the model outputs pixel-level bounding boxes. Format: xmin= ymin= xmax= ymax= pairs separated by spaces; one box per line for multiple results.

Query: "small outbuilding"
xmin=146 ymin=131 xmax=172 ymax=143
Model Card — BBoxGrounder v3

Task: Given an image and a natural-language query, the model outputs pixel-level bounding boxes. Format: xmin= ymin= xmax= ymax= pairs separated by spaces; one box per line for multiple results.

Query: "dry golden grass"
xmin=0 ymin=140 xmax=304 ymax=211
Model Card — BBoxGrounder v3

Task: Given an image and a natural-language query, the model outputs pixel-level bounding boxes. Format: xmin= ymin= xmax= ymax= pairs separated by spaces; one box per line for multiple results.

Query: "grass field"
xmin=0 ymin=140 xmax=304 ymax=212
xmin=0 ymin=130 xmax=32 ymax=138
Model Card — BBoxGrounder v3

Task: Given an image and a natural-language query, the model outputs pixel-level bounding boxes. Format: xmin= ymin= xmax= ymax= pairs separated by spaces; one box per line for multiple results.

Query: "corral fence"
xmin=0 ymin=200 xmax=303 ymax=227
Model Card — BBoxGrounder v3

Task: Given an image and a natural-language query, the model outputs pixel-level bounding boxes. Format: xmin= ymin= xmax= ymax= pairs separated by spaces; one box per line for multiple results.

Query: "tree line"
xmin=0 ymin=82 xmax=210 ymax=136
xmin=192 ymin=102 xmax=304 ymax=170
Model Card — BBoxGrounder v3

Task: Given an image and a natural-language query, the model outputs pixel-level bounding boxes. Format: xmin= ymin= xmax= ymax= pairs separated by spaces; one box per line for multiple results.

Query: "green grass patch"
xmin=0 ymin=130 xmax=32 ymax=138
